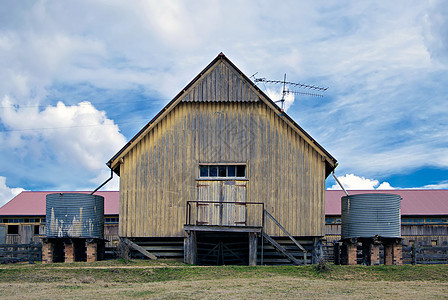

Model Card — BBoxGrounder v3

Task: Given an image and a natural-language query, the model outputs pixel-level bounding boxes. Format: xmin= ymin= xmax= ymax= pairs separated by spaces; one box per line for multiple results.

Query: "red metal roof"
xmin=2 ymin=189 xmax=447 ymax=217
xmin=0 ymin=191 xmax=119 ymax=216
xmin=325 ymin=190 xmax=448 ymax=216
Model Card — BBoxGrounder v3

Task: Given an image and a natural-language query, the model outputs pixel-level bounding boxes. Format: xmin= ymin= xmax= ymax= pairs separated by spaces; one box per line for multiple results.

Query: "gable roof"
xmin=108 ymin=53 xmax=337 ymax=176
xmin=0 ymin=191 xmax=119 ymax=216
xmin=326 ymin=189 xmax=448 ymax=216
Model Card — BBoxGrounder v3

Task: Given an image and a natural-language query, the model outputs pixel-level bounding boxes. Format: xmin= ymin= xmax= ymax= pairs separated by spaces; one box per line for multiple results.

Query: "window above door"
xmin=199 ymin=164 xmax=246 ymax=179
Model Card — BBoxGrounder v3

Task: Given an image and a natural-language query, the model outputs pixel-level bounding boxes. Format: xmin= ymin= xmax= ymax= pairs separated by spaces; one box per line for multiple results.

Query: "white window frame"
xmin=198 ymin=163 xmax=247 ymax=180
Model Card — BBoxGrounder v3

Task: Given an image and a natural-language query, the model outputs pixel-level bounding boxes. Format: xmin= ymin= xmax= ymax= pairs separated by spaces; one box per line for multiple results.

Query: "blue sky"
xmin=1 ymin=0 xmax=448 ymax=205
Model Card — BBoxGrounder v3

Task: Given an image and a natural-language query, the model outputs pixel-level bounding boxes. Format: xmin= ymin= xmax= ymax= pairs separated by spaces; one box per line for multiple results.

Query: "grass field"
xmin=0 ymin=259 xmax=447 ymax=299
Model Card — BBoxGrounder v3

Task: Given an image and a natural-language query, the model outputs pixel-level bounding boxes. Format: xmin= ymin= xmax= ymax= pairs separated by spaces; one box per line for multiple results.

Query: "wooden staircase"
xmin=260 ymin=210 xmax=310 ymax=265
xmin=258 ymin=237 xmax=314 ymax=265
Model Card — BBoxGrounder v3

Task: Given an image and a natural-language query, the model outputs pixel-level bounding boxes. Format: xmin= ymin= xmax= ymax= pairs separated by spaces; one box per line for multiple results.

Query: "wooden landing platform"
xmin=184 ymin=225 xmax=262 ymax=233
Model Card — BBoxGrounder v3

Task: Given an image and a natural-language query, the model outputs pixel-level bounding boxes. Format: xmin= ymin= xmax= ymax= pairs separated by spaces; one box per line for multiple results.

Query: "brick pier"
xmin=41 ymin=238 xmax=104 ymax=263
xmin=339 ymin=237 xmax=402 ymax=266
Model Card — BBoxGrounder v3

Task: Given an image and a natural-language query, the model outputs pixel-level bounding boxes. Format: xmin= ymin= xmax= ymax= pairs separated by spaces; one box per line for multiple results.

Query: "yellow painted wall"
xmin=119 ymin=100 xmax=326 ymax=238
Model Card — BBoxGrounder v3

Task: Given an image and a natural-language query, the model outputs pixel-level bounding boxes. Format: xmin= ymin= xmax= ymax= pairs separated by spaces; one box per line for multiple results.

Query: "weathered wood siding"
xmin=182 ymin=59 xmax=259 ymax=103
xmin=118 ymin=58 xmax=327 ymax=238
xmin=119 ymin=101 xmax=326 ymax=238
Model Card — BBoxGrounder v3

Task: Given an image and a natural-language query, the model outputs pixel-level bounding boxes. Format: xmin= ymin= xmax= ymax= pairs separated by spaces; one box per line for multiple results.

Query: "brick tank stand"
xmin=41 ymin=239 xmax=54 ymax=264
xmin=341 ymin=238 xmax=358 ymax=265
xmin=86 ymin=241 xmax=98 ymax=262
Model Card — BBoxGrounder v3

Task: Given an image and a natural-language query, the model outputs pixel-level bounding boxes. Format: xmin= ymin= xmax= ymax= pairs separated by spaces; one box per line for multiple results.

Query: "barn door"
xmin=221 ymin=181 xmax=247 ymax=226
xmin=197 ymin=181 xmax=247 ymax=226
xmin=197 ymin=181 xmax=220 ymax=225
xmin=20 ymin=225 xmax=33 ymax=244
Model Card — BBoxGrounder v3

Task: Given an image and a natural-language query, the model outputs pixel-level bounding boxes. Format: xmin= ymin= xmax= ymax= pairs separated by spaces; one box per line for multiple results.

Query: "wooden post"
xmin=333 ymin=243 xmax=340 ymax=265
xmin=184 ymin=231 xmax=197 ymax=265
xmin=312 ymin=238 xmax=323 ymax=264
xmin=122 ymin=238 xmax=157 ymax=260
xmin=412 ymin=245 xmax=417 ymax=265
xmin=248 ymin=232 xmax=257 ymax=266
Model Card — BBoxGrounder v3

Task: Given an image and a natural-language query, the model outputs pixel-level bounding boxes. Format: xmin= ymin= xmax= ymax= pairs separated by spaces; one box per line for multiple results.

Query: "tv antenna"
xmin=250 ymin=73 xmax=328 ymax=111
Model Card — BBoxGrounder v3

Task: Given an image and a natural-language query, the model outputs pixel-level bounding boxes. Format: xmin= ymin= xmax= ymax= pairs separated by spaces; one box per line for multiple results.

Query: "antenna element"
xmin=253 ymin=73 xmax=327 ymax=110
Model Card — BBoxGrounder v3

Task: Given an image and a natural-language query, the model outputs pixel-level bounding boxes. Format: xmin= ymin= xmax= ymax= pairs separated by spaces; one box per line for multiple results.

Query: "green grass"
xmin=0 ymin=260 xmax=447 ymax=284
xmin=1 ymin=261 xmax=448 ymax=299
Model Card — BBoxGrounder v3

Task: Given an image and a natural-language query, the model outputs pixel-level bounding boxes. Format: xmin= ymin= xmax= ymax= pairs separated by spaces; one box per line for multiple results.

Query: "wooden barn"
xmin=107 ymin=53 xmax=337 ymax=265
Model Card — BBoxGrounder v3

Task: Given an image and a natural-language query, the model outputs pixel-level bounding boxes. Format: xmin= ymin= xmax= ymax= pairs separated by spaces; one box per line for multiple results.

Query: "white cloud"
xmin=423 ymin=0 xmax=448 ymax=65
xmin=0 ymin=98 xmax=126 ymax=170
xmin=0 ymin=176 xmax=24 ymax=207
xmin=329 ymin=174 xmax=395 ymax=190
xmin=0 ymin=0 xmax=446 ymax=191
xmin=90 ymin=169 xmax=120 ymax=191
xmin=377 ymin=182 xmax=395 ymax=190
xmin=265 ymin=88 xmax=295 ymax=112
xmin=417 ymin=181 xmax=448 ymax=190
xmin=0 ymin=98 xmax=126 ymax=190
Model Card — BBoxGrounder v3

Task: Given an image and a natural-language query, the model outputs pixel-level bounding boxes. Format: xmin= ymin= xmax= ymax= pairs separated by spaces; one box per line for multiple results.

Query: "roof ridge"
xmin=107 ymin=53 xmax=337 ymax=175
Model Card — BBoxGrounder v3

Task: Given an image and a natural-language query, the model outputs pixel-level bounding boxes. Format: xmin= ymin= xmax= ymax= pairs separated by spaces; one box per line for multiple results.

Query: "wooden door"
xmin=197 ymin=181 xmax=247 ymax=226
xmin=197 ymin=181 xmax=220 ymax=225
xmin=20 ymin=225 xmax=33 ymax=244
xmin=0 ymin=226 xmax=5 ymax=244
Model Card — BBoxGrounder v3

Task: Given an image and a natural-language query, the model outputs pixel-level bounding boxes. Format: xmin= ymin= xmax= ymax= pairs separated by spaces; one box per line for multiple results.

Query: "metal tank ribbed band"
xmin=45 ymin=193 xmax=104 ymax=239
xmin=341 ymin=193 xmax=401 ymax=239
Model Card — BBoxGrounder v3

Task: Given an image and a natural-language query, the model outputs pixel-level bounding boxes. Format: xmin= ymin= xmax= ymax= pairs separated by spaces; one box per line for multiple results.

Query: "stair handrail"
xmin=263 ymin=209 xmax=308 ymax=264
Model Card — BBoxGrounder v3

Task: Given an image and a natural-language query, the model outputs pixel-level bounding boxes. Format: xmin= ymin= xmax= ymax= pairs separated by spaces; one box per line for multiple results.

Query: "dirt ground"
xmin=1 ymin=274 xmax=447 ymax=299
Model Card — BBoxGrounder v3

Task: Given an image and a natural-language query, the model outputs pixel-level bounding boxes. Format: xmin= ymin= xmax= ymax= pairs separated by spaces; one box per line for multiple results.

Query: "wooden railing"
xmin=262 ymin=210 xmax=308 ymax=265
xmin=186 ymin=201 xmax=264 ymax=227
xmin=0 ymin=243 xmax=42 ymax=263
xmin=185 ymin=201 xmax=308 ymax=265
xmin=5 ymin=235 xmax=20 ymax=244
xmin=403 ymin=246 xmax=448 ymax=265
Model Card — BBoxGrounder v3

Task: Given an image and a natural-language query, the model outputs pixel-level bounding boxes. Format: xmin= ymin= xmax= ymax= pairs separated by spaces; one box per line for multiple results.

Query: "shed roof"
xmin=2 ymin=190 xmax=447 ymax=217
xmin=0 ymin=191 xmax=119 ymax=216
xmin=107 ymin=53 xmax=337 ymax=177
xmin=325 ymin=189 xmax=448 ymax=216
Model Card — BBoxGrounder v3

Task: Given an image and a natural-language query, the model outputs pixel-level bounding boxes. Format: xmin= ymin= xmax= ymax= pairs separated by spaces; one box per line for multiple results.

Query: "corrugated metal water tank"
xmin=46 ymin=193 xmax=104 ymax=238
xmin=341 ymin=193 xmax=401 ymax=239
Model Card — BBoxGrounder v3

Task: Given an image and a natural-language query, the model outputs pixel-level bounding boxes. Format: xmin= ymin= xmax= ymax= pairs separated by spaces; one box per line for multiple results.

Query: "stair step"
xmin=270 ymin=239 xmax=314 ymax=245
xmin=260 ymin=245 xmax=309 ymax=251
xmin=150 ymin=252 xmax=183 ymax=257
xmin=142 ymin=246 xmax=183 ymax=251
xmin=137 ymin=242 xmax=184 ymax=246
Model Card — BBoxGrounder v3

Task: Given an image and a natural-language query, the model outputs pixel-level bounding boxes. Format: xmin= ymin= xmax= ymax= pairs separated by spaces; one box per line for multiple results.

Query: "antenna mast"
xmin=251 ymin=73 xmax=327 ymax=111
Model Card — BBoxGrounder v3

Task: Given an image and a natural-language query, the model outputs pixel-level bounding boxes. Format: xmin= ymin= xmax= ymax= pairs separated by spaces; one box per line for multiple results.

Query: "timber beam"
xmin=122 ymin=238 xmax=157 ymax=260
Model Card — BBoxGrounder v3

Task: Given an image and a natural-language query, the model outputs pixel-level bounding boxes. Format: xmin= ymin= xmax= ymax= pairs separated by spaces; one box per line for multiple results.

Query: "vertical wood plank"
xmin=118 ymin=62 xmax=330 ymax=238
